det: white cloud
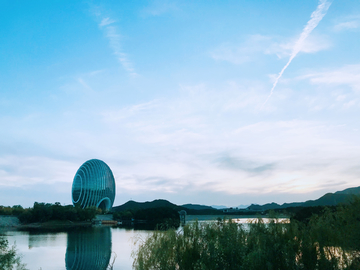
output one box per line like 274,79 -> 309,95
99,17 -> 116,27
94,83 -> 360,199
210,0 -> 331,68
100,23 -> 138,77
303,64 -> 360,92
209,35 -> 271,64
91,9 -> 138,77
141,0 -> 179,16
101,100 -> 160,122
2,79 -> 360,206
264,0 -> 331,105
0,156 -> 77,187
210,32 -> 330,65
265,34 -> 331,59
334,20 -> 359,31
286,64 -> 360,111
77,78 -> 94,93
333,14 -> 360,32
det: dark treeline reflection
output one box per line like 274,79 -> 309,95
65,227 -> 112,270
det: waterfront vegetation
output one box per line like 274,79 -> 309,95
113,207 -> 180,230
133,196 -> 360,270
0,202 -> 99,224
0,202 -> 101,270
0,237 -> 26,270
1,197 -> 360,269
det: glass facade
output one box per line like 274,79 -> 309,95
66,227 -> 111,270
72,159 -> 116,211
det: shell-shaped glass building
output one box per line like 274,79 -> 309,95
72,159 -> 116,211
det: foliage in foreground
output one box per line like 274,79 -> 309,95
133,196 -> 360,270
0,237 -> 27,270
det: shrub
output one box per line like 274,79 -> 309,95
133,197 -> 360,270
0,237 -> 27,270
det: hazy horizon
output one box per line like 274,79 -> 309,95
1,0 -> 360,208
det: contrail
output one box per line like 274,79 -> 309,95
98,17 -> 138,77
263,0 -> 331,106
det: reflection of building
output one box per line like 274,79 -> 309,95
65,227 -> 111,270
72,159 -> 116,211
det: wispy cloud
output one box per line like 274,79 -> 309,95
92,12 -> 138,77
216,154 -> 275,174
0,156 -> 76,187
299,64 -> 360,109
100,21 -> 138,77
99,17 -> 116,27
263,0 -> 331,106
333,15 -> 360,32
3,80 -> 360,205
265,34 -> 331,59
302,64 -> 360,92
101,100 -> 160,122
210,33 -> 330,64
210,35 -> 271,64
77,78 -> 94,93
334,21 -> 359,31
140,0 -> 179,17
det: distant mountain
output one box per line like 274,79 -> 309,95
237,204 -> 250,209
335,186 -> 360,195
181,204 -> 214,210
184,204 -> 250,210
112,199 -> 180,212
112,199 -> 223,215
211,205 -> 227,209
246,186 -> 360,211
112,186 -> 360,214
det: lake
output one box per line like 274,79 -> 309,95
1,216 -> 289,270
2,227 -> 148,270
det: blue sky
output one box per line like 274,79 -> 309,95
1,0 -> 360,208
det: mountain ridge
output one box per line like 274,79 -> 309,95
112,186 -> 360,213
246,186 -> 360,211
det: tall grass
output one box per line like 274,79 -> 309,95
133,197 -> 360,270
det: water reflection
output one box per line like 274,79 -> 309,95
65,227 -> 112,270
28,231 -> 62,249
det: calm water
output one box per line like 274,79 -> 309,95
2,227 -> 149,270
2,217 -> 289,270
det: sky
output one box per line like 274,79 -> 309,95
1,0 -> 360,208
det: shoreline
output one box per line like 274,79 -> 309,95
0,215 -> 93,231
185,214 -> 289,222
0,214 -> 290,231
18,220 -> 93,230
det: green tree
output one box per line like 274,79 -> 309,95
10,206 -> 24,217
0,237 -> 27,270
17,203 -> 99,224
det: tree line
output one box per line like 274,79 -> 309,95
113,207 -> 180,230
0,202 -> 100,224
